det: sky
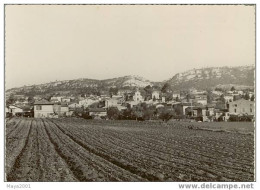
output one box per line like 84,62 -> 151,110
5,5 -> 255,89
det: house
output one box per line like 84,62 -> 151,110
152,91 -> 160,100
112,95 -> 123,99
172,102 -> 192,116
161,96 -> 166,103
50,98 -> 60,103
14,99 -> 29,105
89,108 -> 107,118
61,97 -> 71,103
118,89 -> 132,97
228,99 -> 255,116
33,95 -> 43,101
156,104 -> 165,109
60,103 -> 69,116
125,101 -> 139,108
9,105 -> 24,116
212,91 -> 223,96
105,97 -> 121,108
235,91 -> 243,96
34,99 -> 54,118
172,92 -> 181,101
194,99 -> 207,106
116,105 -> 127,111
215,110 -> 230,121
133,90 -> 143,102
206,106 -> 215,116
50,96 -> 62,102
189,88 -> 197,95
5,107 -> 12,117
224,95 -> 233,103
248,92 -> 254,99
79,98 -> 99,108
185,106 -> 206,117
68,102 -> 81,109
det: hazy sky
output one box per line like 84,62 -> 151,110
5,5 -> 255,89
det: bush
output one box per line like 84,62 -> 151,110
158,109 -> 175,122
107,107 -> 120,120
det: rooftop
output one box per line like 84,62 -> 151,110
34,99 -> 54,105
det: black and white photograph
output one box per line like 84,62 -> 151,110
1,2 -> 257,187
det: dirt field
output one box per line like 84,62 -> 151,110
5,118 -> 255,182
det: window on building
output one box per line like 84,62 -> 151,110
250,108 -> 253,113
234,109 -> 236,113
36,105 -> 42,110
235,104 -> 237,107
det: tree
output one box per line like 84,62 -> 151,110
186,94 -> 191,102
207,91 -> 213,104
251,94 -> 255,101
215,87 -> 223,91
123,92 -> 129,101
231,86 -> 236,91
6,94 -> 15,106
144,85 -> 152,94
220,94 -> 225,104
158,108 -> 175,122
132,104 -> 145,120
244,93 -> 250,100
120,108 -> 133,120
143,105 -> 156,120
161,83 -> 171,93
28,96 -> 34,104
107,107 -> 120,120
165,92 -> 173,101
109,87 -> 118,96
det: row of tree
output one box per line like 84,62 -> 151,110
106,105 -> 176,121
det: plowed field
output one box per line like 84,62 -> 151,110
5,118 -> 255,182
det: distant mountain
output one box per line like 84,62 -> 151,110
164,65 -> 255,91
6,65 -> 255,97
101,75 -> 154,88
6,75 -> 157,96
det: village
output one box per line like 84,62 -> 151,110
5,85 -> 255,122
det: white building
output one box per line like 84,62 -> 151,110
196,99 -> 207,106
224,95 -> 233,103
50,96 -> 63,102
105,97 -> 123,108
68,102 -> 81,109
9,105 -> 24,116
133,90 -> 143,102
61,97 -> 71,103
79,98 -> 99,108
34,99 -> 54,118
172,92 -> 181,100
152,91 -> 160,100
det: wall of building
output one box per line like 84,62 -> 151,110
229,100 -> 254,115
34,105 -> 54,118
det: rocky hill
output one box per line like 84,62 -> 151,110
165,65 -> 254,91
6,75 -> 157,96
6,65 -> 255,97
